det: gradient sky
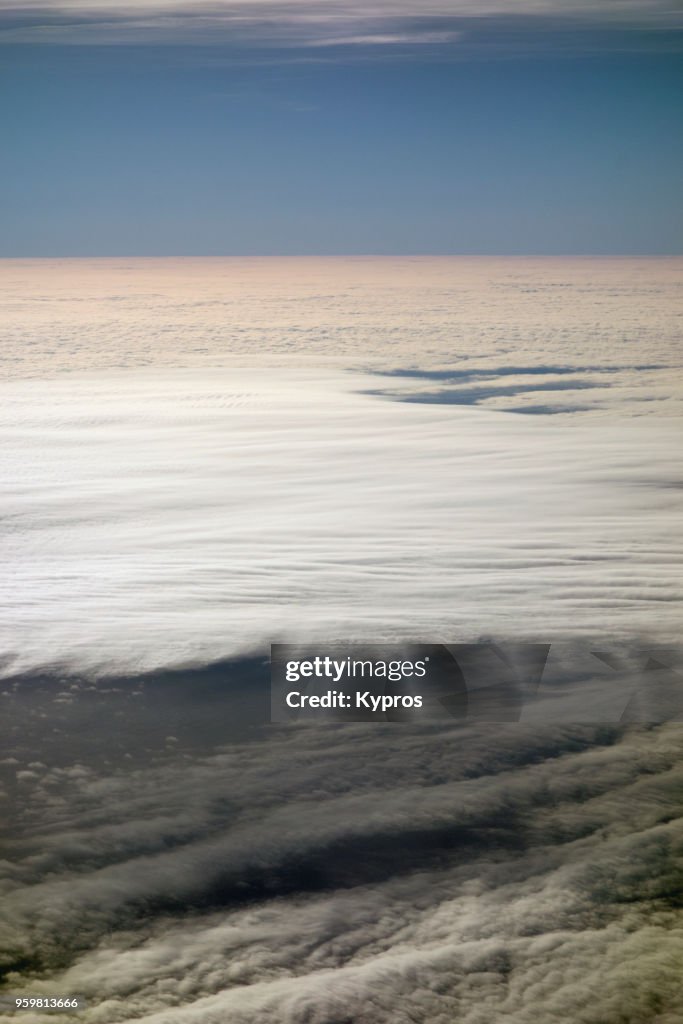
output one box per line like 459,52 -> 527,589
2,1 -> 682,255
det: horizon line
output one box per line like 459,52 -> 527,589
2,252 -> 682,260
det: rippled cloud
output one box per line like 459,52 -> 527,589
2,713 -> 682,1023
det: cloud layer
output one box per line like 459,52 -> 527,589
1,366 -> 682,679
1,257 -> 682,1023
2,707 -> 682,1023
1,259 -> 682,679
3,259 -> 681,412
2,0 -> 683,46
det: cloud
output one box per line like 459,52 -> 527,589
1,258 -> 682,1020
1,258 -> 682,680
1,365 -> 682,680
1,0 -> 682,47
309,30 -> 463,48
2,715 -> 682,1022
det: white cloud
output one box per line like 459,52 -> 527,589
309,30 -> 462,47
1,258 -> 682,679
0,365 -> 681,679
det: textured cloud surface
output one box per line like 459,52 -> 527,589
1,259 -> 682,678
3,258 -> 682,408
1,705 -> 682,1023
1,367 -> 682,678
1,258 -> 681,1023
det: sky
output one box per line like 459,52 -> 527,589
1,1 -> 682,254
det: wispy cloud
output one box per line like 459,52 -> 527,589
1,0 -> 682,46
309,30 -> 462,48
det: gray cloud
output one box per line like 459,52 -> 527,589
1,0 -> 682,46
2,715 -> 682,1022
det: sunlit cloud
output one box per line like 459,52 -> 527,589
309,30 -> 462,47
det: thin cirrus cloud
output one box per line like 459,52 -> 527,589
1,0 -> 682,46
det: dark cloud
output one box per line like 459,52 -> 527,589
1,678 -> 682,1022
1,540 -> 681,1018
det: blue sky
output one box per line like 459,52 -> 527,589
2,1 -> 682,254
